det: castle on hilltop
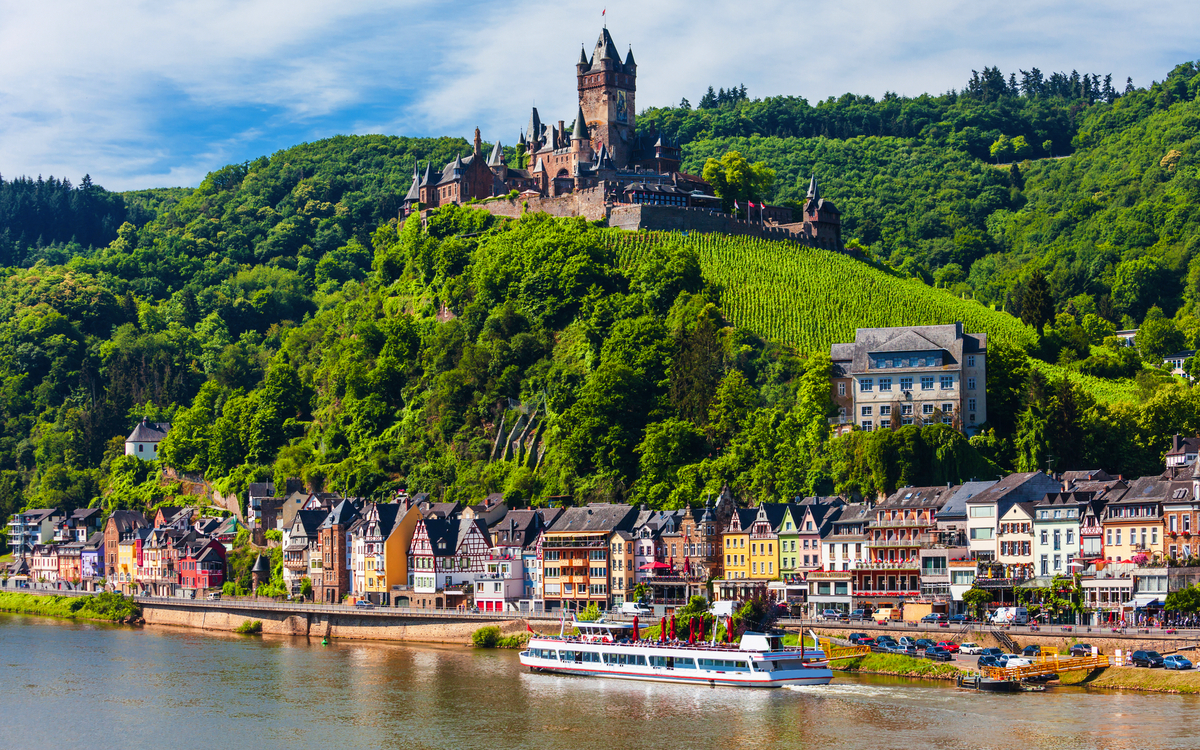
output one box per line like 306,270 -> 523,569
402,27 -> 846,253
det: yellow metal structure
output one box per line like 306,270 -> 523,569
817,638 -> 872,661
983,653 -> 1110,681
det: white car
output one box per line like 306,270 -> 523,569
1000,655 -> 1032,668
959,642 -> 983,655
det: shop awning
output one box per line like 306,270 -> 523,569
1129,595 -> 1163,609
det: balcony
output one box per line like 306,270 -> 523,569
857,561 -> 920,570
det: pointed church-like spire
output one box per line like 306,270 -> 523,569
488,141 -> 504,167
571,105 -> 589,141
806,173 -> 821,202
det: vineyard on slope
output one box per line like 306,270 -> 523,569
607,230 -> 1139,404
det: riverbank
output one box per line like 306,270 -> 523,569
832,652 -> 965,681
0,592 -> 140,623
1057,666 -> 1200,694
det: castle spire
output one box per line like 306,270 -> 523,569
579,46 -> 588,65
625,46 -> 636,68
488,140 -> 504,167
571,105 -> 589,141
473,127 -> 482,155
806,173 -> 821,202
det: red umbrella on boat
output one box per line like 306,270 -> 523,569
660,616 -> 666,643
632,614 -> 639,640
688,617 -> 695,644
699,617 -> 706,641
669,614 -> 676,640
726,616 -> 734,644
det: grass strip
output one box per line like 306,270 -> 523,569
0,591 -> 140,622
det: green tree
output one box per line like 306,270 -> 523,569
989,135 -> 1013,163
701,151 -> 775,212
708,370 -> 760,447
1010,135 -> 1032,159
962,587 -> 992,619
1021,270 -> 1054,335
1135,307 -> 1186,364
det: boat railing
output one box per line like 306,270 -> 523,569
528,636 -> 823,655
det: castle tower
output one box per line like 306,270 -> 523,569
577,28 -> 636,168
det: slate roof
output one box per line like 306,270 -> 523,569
879,485 -> 957,510
964,472 -> 1063,518
546,504 -> 636,534
321,499 -> 360,529
832,323 -> 987,375
248,482 -> 275,498
1062,469 -> 1114,487
126,420 -> 170,443
108,510 -> 149,535
251,554 -> 272,574
404,163 -> 421,201
937,480 -> 999,521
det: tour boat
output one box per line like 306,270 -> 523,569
519,617 -> 833,688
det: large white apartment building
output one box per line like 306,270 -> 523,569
830,323 -> 987,436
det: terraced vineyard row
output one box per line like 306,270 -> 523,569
609,230 -> 1036,352
607,230 -> 1139,404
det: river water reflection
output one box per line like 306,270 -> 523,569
3,614 -> 1198,750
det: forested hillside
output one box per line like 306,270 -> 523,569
1,61 -> 1200,533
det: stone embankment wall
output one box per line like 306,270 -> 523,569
140,602 -> 529,645
804,622 -> 1198,656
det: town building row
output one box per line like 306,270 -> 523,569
9,441 -> 1200,623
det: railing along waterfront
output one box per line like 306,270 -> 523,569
130,595 -> 563,620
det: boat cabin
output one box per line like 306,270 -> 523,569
573,620 -> 636,643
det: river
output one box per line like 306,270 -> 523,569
3,614 -> 1198,750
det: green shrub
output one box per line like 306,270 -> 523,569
235,620 -> 263,634
472,625 -> 501,648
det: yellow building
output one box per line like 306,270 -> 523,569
721,509 -> 755,580
117,537 -> 138,595
355,503 -> 421,605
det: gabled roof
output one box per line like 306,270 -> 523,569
487,141 -> 504,167
321,499 -> 360,529
108,510 -> 149,534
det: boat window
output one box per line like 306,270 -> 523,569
674,658 -> 697,669
561,650 -> 576,662
583,651 -> 601,663
699,658 -> 749,672
603,653 -> 617,665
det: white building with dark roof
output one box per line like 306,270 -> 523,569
830,322 -> 987,436
125,419 -> 170,460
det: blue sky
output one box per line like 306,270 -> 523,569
1,0 -> 1196,191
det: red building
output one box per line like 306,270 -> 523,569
179,541 -> 227,591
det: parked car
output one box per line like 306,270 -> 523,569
980,647 -> 1003,658
937,641 -> 960,653
960,642 -> 983,655
890,643 -> 918,656
354,600 -> 375,609
999,655 -> 1032,668
1131,650 -> 1165,668
206,592 -> 221,600
857,637 -> 876,647
949,614 -> 973,624
1163,655 -> 1193,670
920,613 -> 946,623
925,646 -> 953,662
1069,643 -> 1096,657
1021,644 -> 1041,657
875,635 -> 897,645
820,609 -> 845,621
849,609 -> 868,621
915,638 -> 936,649
977,655 -> 1001,668
848,633 -> 868,644
899,636 -> 916,648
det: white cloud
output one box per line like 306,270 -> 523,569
0,0 -> 1196,191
